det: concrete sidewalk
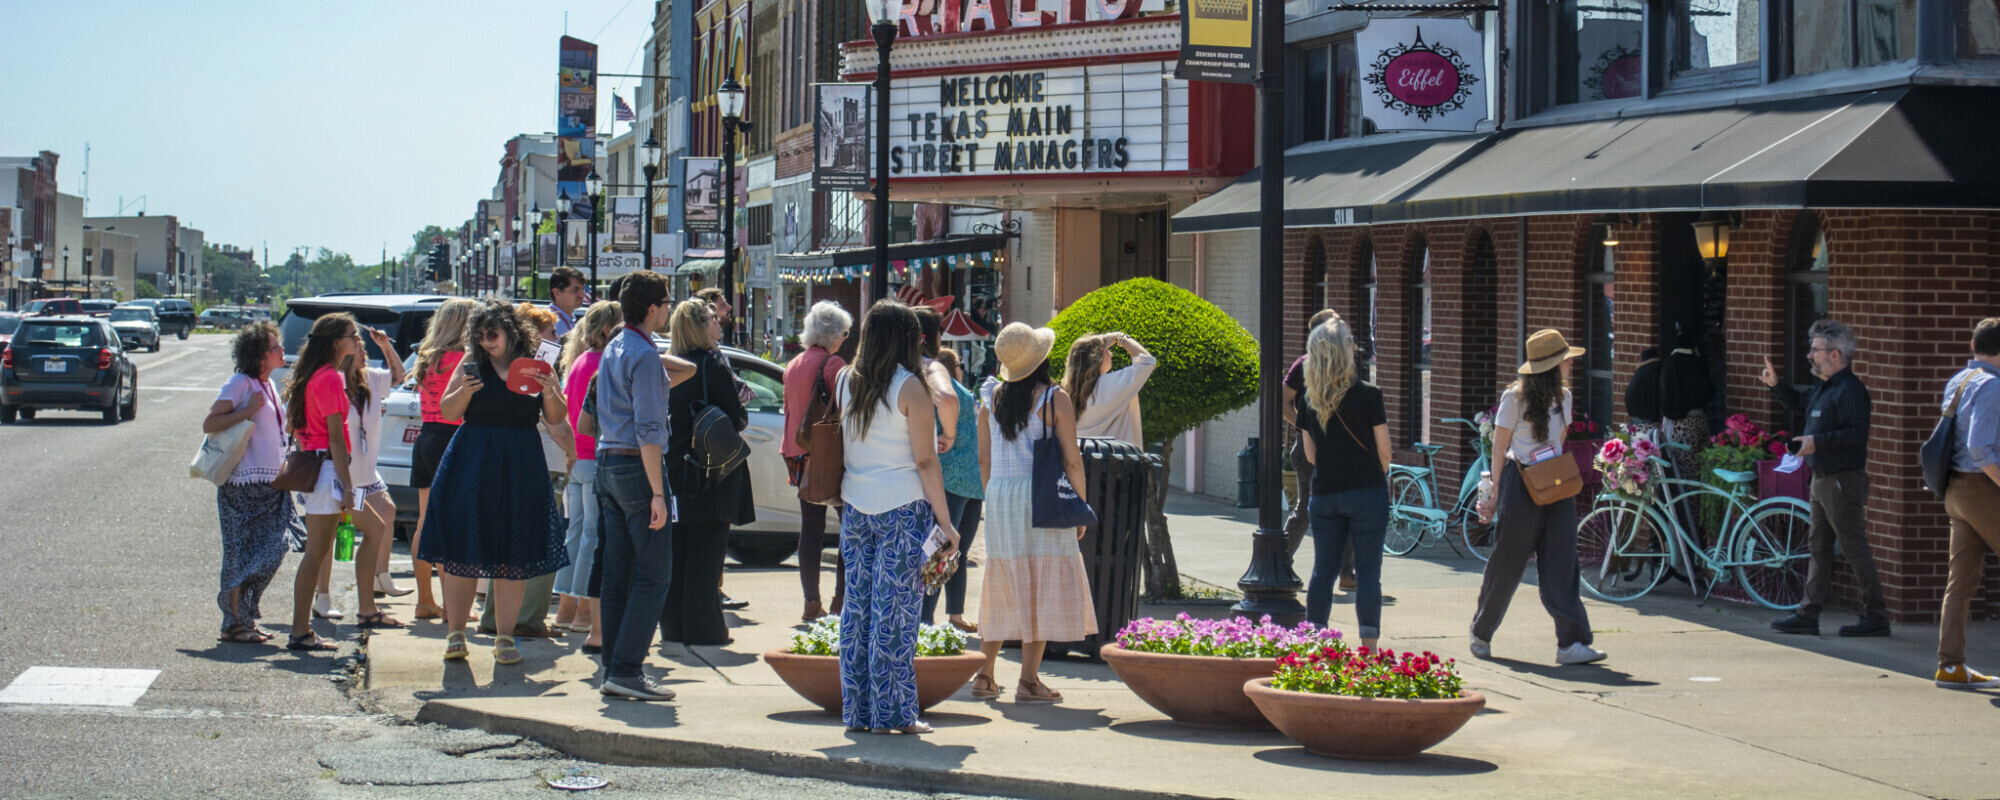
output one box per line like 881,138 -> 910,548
359,491 -> 2000,800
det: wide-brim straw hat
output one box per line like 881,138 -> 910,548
994,322 -> 1056,383
1518,328 -> 1586,374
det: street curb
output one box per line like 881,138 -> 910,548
415,699 -> 1223,800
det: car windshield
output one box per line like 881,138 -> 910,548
20,323 -> 103,347
279,304 -> 420,362
110,309 -> 152,322
0,317 -> 19,335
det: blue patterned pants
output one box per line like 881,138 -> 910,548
839,499 -> 930,729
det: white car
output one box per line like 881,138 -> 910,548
376,339 -> 803,566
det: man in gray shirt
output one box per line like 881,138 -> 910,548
1933,318 -> 2000,690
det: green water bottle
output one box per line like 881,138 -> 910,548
335,514 -> 357,563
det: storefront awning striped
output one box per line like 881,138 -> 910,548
772,233 -> 1016,271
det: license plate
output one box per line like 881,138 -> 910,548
44,360 -> 70,373
403,425 -> 421,443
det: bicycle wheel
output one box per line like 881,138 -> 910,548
1576,503 -> 1669,602
1458,508 -> 1497,562
1734,500 -> 1813,611
1383,471 -> 1430,556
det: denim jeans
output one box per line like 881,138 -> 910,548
556,459 -> 600,598
595,454 -> 675,680
921,494 -> 981,624
1306,487 -> 1389,638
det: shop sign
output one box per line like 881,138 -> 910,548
1356,20 -> 1486,132
1174,0 -> 1257,84
895,0 -> 1142,39
684,157 -> 722,233
814,84 -> 872,191
882,63 -> 1188,179
611,196 -> 642,251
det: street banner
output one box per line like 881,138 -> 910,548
813,84 -> 871,191
565,219 -> 591,265
1356,19 -> 1487,132
557,36 -> 599,223
684,157 -> 722,233
611,196 -> 642,251
1174,0 -> 1257,84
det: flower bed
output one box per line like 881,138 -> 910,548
764,616 -> 984,715
1272,646 -> 1464,699
1105,614 -> 1345,730
1244,646 -> 1482,760
1114,613 -> 1345,658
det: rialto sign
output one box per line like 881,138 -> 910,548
881,62 -> 1191,178
891,0 -> 1143,38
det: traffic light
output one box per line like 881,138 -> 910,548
428,243 -> 450,281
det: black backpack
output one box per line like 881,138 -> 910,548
684,350 -> 749,484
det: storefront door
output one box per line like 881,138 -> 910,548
1656,212 -> 1727,420
1100,210 -> 1168,286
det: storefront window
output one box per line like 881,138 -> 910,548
1785,217 -> 1830,398
1556,0 -> 1645,104
1793,0 -> 1852,74
1354,241 -> 1377,382
1584,243 -> 1616,427
1297,40 -> 1367,143
1668,0 -> 1761,77
1967,0 -> 2000,54
1856,0 -> 1917,65
1794,0 -> 1915,73
1409,246 -> 1431,446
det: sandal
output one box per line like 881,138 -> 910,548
1015,679 -> 1064,704
356,611 -> 404,630
414,603 -> 444,620
443,631 -> 468,660
219,627 -> 270,644
494,635 -> 522,666
871,722 -> 933,735
286,632 -> 337,652
969,674 -> 1003,700
949,619 -> 979,634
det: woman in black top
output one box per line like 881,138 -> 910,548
1624,347 -> 1664,441
1659,330 -> 1714,482
1293,316 -> 1391,648
662,300 -> 754,645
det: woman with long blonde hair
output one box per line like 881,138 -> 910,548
660,299 -> 753,645
1294,317 -> 1391,649
406,297 -> 477,619
552,301 -> 621,643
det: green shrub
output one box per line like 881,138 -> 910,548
1048,278 -> 1260,448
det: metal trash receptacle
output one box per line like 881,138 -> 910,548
1046,437 -> 1163,661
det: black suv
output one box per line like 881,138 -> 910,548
1,316 -> 138,424
129,298 -> 196,339
274,294 -> 453,389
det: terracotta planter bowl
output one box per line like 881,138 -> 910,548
762,649 -> 988,716
1100,646 -> 1278,730
1243,678 -> 1485,761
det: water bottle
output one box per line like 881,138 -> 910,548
335,514 -> 357,563
1475,471 -> 1496,524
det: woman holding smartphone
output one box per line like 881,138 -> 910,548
407,298 -> 478,619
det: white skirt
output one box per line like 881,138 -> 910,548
295,461 -> 350,517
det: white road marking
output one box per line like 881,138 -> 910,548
143,386 -> 226,392
0,667 -> 161,707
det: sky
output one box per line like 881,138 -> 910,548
1,1 -> 657,265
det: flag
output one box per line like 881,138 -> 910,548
614,94 -> 635,121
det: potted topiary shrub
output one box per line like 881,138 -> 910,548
1049,278 -> 1260,600
1243,646 -> 1484,760
1103,613 -> 1345,730
763,617 -> 988,715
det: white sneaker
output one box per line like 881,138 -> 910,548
1469,635 -> 1492,659
312,592 -> 344,620
1556,642 -> 1607,665
601,675 -> 676,701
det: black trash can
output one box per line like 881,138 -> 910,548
1046,437 -> 1163,661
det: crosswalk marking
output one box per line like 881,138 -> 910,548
0,667 -> 161,707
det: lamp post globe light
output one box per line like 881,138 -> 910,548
642,133 -> 662,285
586,169 -> 603,292
862,0 -> 896,305
717,77 -> 753,348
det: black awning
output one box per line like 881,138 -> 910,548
1171,133 -> 1489,234
773,233 -> 1015,270
1175,87 -> 2000,231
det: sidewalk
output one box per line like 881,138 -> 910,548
359,491 -> 2000,800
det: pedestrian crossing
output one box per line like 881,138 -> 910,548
0,666 -> 160,707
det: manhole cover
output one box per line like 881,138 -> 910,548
547,775 -> 609,791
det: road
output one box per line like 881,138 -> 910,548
0,334 -> 997,800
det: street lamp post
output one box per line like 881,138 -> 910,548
61,245 -> 70,298
528,203 -> 543,300
586,172 -> 603,293
83,248 -> 93,300
862,0 -> 897,305
487,231 -> 500,297
718,77 -> 752,348
511,213 -> 524,299
642,134 -> 662,287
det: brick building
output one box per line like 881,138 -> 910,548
1176,3 -> 2000,620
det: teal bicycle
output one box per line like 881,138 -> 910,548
1384,417 -> 1496,559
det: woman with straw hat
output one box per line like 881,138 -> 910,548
970,322 -> 1098,704
1469,329 -> 1607,666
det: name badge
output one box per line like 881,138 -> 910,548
1811,409 -> 1822,418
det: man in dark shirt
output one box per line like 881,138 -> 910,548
1761,319 -> 1890,637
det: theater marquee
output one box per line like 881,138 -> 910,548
882,62 -> 1191,179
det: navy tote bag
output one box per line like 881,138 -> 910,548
1031,387 -> 1098,528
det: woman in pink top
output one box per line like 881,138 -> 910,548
405,298 -> 477,619
552,302 -> 621,646
782,301 -> 853,621
281,313 -> 363,652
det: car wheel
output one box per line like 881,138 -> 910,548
20,408 -> 35,420
0,406 -> 14,424
727,540 -> 799,568
177,325 -> 191,340
120,379 -> 137,421
102,393 -> 120,423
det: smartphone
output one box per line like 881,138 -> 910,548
1785,438 -> 1801,455
461,359 -> 480,380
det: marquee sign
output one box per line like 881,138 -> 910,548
894,0 -> 1142,39
878,61 -> 1189,179
1355,20 -> 1486,132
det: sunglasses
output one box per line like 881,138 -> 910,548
480,329 -> 507,341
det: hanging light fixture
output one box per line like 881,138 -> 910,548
1691,211 -> 1736,261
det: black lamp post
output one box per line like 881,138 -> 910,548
528,203 -> 543,299
718,77 -> 752,347
1232,0 -> 1305,624
642,134 -> 662,283
863,0 -> 897,305
586,171 -> 603,292
61,245 -> 69,298
83,248 -> 93,300
511,213 -> 523,298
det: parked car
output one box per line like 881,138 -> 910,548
1,315 -> 138,424
0,312 -> 20,346
109,305 -> 162,352
198,307 -> 253,329
128,298 -> 196,339
22,298 -> 82,317
373,335 -> 801,565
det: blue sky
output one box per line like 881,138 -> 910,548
0,1 -> 655,264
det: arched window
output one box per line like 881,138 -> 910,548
1785,215 -> 1831,396
1582,236 -> 1615,427
1354,240 -> 1378,382
1409,242 -> 1431,445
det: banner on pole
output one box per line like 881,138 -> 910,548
1356,19 -> 1487,132
813,84 -> 871,191
611,196 -> 642,251
683,157 -> 722,233
1174,0 -> 1257,84
557,36 -> 599,223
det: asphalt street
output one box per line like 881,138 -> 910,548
0,334 -> 1000,800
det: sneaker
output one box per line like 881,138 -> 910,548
1469,635 -> 1492,659
1770,613 -> 1819,635
1839,617 -> 1891,638
1934,664 -> 2000,690
1556,642 -> 1608,665
600,675 -> 676,701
